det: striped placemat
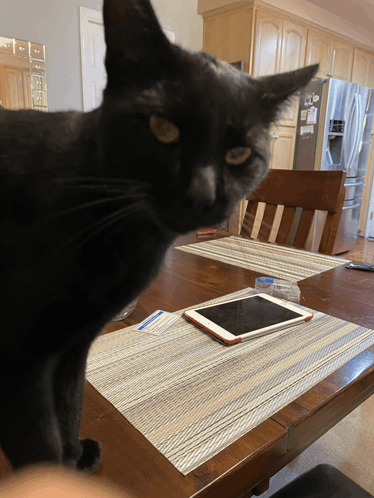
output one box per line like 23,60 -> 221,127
86,288 -> 374,475
176,236 -> 350,282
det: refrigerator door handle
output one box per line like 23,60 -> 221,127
346,94 -> 360,171
343,94 -> 355,169
352,94 -> 364,171
344,182 -> 364,188
342,202 -> 361,210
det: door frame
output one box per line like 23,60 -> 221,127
79,6 -> 104,112
365,178 -> 374,238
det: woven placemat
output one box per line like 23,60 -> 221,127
176,236 -> 350,282
86,288 -> 374,475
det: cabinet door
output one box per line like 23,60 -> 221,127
270,127 -> 296,170
204,9 -> 252,64
253,9 -> 282,77
21,68 -> 33,109
367,55 -> 374,90
352,49 -> 371,86
305,29 -> 333,78
331,40 -> 354,81
352,49 -> 374,89
279,20 -> 307,127
3,66 -> 24,109
280,20 -> 307,72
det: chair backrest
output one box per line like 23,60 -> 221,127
240,170 -> 346,255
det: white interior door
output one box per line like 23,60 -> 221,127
80,7 -> 106,112
79,8 -> 176,112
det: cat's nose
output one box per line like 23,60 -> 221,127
185,165 -> 216,209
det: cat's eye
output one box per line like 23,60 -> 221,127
149,115 -> 180,144
225,147 -> 252,165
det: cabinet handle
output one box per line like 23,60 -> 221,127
35,49 -> 40,53
272,135 -> 279,139
19,46 -> 25,51
4,43 -> 10,48
327,73 -> 333,77
35,65 -> 41,69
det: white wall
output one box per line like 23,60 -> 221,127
0,0 -> 203,111
152,0 -> 203,53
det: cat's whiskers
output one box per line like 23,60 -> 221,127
42,191 -> 147,224
58,201 -> 146,253
54,177 -> 148,187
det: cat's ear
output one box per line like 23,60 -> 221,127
103,0 -> 174,89
257,64 -> 319,121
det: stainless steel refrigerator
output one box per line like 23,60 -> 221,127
293,78 -> 374,254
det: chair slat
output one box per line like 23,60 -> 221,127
240,201 -> 258,238
319,187 -> 345,254
276,206 -> 296,245
293,209 -> 315,249
258,203 -> 277,242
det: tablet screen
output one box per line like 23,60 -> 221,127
197,295 -> 302,336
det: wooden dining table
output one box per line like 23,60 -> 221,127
1,232 -> 374,497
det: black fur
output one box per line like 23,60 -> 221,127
0,0 -> 318,472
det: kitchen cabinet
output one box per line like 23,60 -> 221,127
253,10 -> 282,77
253,12 -> 307,77
0,65 -> 32,109
0,37 -> 47,111
253,13 -> 306,126
278,19 -> 307,127
270,126 -> 296,170
280,20 -> 307,73
202,1 -> 374,87
305,29 -> 333,78
331,40 -> 354,81
352,49 -> 374,89
204,7 -> 252,70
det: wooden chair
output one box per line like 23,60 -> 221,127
267,464 -> 373,497
240,170 -> 346,255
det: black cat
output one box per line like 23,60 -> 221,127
0,0 -> 318,473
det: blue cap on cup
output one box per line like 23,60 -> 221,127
257,277 -> 274,283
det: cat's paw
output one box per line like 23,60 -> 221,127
76,438 -> 102,474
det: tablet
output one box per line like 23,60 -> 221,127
183,293 -> 313,345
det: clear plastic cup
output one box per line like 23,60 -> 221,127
255,277 -> 274,295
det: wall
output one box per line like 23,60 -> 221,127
0,0 -> 203,111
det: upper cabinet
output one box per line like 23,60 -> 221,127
305,33 -> 353,80
352,49 -> 374,88
253,10 -> 282,77
280,20 -> 307,73
331,40 -> 354,81
279,20 -> 307,127
253,11 -> 307,77
253,11 -> 307,126
305,29 -> 333,78
204,7 -> 253,70
203,1 -> 374,88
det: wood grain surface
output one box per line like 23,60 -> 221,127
1,232 -> 373,498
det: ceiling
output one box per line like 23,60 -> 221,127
305,0 -> 374,35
